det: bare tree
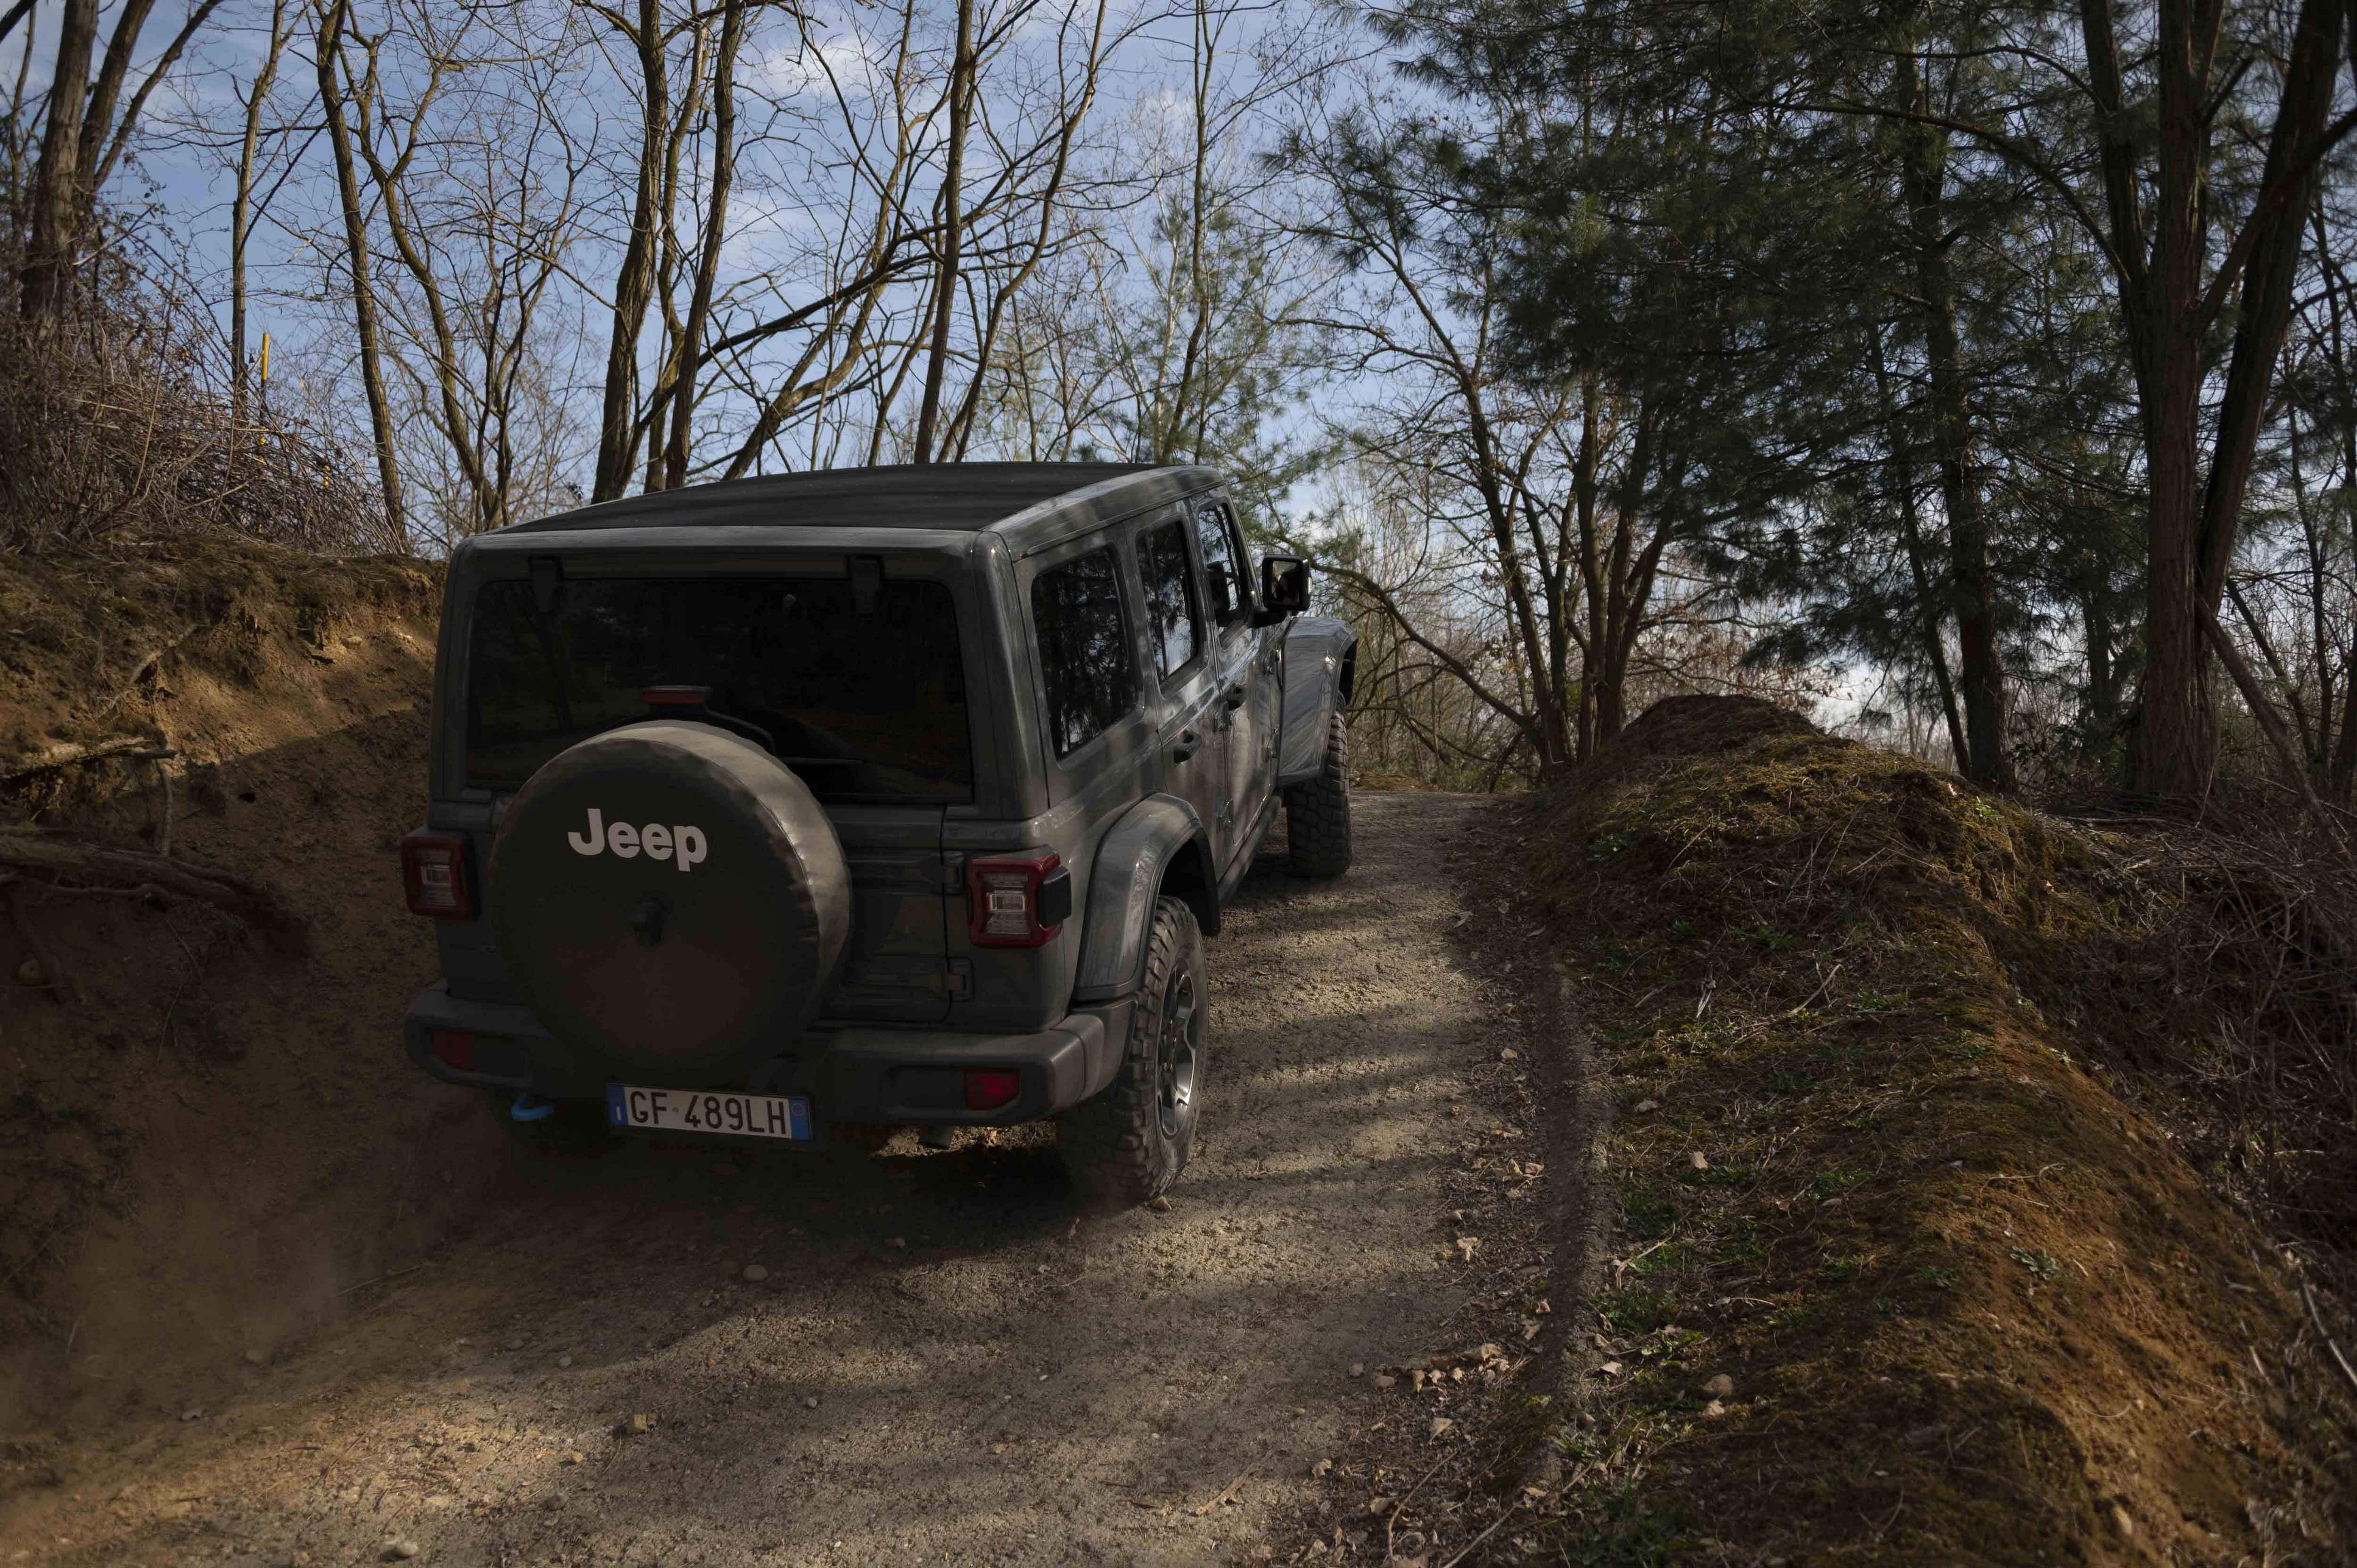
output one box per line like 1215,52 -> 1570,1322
230,0 -> 292,420
313,0 -> 406,544
910,0 -> 976,464
19,0 -> 228,323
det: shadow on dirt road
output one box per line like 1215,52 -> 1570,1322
7,792 -> 1505,1568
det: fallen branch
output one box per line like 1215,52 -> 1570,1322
0,737 -> 161,782
2301,1281 -> 2357,1402
1192,1473 -> 1248,1517
0,828 -> 306,953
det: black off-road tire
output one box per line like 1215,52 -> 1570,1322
1058,897 -> 1204,1207
1284,710 -> 1353,878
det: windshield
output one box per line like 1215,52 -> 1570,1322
464,575 -> 972,803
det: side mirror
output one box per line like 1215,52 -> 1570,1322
1259,555 -> 1310,619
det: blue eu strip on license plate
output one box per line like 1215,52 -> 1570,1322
607,1084 -> 812,1141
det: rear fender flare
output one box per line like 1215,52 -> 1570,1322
1072,794 -> 1214,1004
1277,617 -> 1358,787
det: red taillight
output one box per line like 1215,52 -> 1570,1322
400,829 -> 474,919
964,1068 -> 1021,1111
967,852 -> 1071,947
430,1029 -> 476,1071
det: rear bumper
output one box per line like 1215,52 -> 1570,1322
404,983 -> 1127,1127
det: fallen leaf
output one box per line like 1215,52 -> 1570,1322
1455,1237 -> 1480,1262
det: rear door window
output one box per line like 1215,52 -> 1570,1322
464,575 -> 970,801
1030,544 -> 1137,758
1138,519 -> 1202,681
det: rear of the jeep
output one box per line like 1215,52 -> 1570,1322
399,464 -> 1215,1202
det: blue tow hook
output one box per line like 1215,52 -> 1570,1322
510,1093 -> 558,1123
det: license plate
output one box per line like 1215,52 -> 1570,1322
606,1084 -> 812,1141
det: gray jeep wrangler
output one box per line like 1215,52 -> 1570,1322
398,463 -> 1356,1204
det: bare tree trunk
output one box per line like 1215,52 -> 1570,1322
1567,375 -> 1602,761
72,0 -> 156,192
662,0 -> 742,491
947,0 -> 1108,460
2082,0 -> 2341,800
231,0 -> 288,422
19,0 -> 97,323
315,0 -> 406,547
910,0 -> 974,465
2085,591 -> 2120,749
640,17 -> 711,494
593,0 -> 668,501
1588,398 -> 1656,744
1896,42 -> 2009,789
1867,321 -> 1968,765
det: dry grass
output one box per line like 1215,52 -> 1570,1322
1505,696 -> 2356,1566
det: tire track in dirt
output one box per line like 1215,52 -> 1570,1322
6,792 -> 1503,1567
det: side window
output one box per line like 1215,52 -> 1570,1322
1193,502 -> 1246,628
1138,519 -> 1202,680
1031,544 -> 1138,758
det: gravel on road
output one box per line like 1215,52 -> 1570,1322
7,793 -> 1504,1568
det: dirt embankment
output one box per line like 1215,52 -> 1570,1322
1501,696 -> 2356,1566
0,542 -> 482,1448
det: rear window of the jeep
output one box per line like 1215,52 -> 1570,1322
464,576 -> 971,802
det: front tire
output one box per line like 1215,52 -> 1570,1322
1284,710 -> 1353,878
1058,896 -> 1204,1207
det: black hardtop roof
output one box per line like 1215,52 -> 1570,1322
501,462 -> 1203,536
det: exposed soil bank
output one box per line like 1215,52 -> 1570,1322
0,542 -> 484,1441
1499,696 -> 2356,1566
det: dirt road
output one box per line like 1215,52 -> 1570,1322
8,793 -> 1506,1568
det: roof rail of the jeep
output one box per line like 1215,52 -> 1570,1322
500,462 -> 1214,538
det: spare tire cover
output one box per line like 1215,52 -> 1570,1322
489,720 -> 850,1084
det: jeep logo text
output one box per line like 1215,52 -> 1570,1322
567,808 -> 707,871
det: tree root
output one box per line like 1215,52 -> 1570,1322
0,829 -> 306,954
